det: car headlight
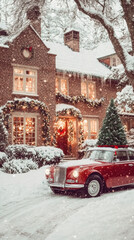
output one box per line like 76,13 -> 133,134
45,168 -> 50,176
72,169 -> 79,178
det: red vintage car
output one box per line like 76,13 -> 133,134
45,147 -> 134,197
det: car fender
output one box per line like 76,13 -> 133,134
83,169 -> 105,187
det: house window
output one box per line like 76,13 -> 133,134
83,118 -> 99,139
81,79 -> 96,99
13,67 -> 37,94
55,77 -> 68,95
12,114 -> 37,145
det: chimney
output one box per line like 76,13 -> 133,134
27,6 -> 41,36
64,30 -> 79,52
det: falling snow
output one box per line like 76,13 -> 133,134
0,167 -> 134,240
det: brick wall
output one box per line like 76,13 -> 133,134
0,25 -> 56,145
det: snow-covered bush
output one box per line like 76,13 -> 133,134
5,144 -> 36,160
81,139 -> 97,148
5,144 -> 64,168
0,152 -> 8,167
2,159 -> 38,174
34,146 -> 64,166
78,139 -> 97,158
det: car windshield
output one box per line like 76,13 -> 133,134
84,150 -> 114,162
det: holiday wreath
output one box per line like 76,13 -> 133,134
0,97 -> 51,145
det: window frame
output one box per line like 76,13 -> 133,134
13,66 -> 38,96
83,117 -> 99,139
81,79 -> 96,99
12,112 -> 38,146
55,77 -> 69,95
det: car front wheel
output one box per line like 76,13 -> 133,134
85,175 -> 103,197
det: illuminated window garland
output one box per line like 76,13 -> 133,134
1,98 -> 51,145
56,92 -> 104,108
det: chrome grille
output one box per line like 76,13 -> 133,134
54,166 -> 66,184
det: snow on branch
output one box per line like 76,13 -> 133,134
74,0 -> 134,83
115,85 -> 134,113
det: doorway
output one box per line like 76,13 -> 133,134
56,118 -> 76,155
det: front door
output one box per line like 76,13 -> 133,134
56,118 -> 76,155
56,119 -> 68,155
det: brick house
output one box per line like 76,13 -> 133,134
0,6 -> 128,156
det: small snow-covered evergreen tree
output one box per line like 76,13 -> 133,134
0,114 -> 8,152
97,99 -> 127,146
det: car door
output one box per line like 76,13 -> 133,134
128,150 -> 134,183
111,150 -> 131,187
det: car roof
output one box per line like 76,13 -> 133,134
86,147 -> 134,152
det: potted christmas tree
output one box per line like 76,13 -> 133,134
97,99 -> 127,147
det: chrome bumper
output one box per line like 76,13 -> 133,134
49,183 -> 84,189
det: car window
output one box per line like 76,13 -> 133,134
116,151 -> 128,161
128,151 -> 134,161
89,150 -> 113,162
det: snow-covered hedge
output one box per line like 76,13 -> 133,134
81,139 -> 97,148
34,146 -> 64,166
0,152 -> 8,167
1,145 -> 64,173
78,139 -> 97,158
2,159 -> 38,174
5,144 -> 36,160
5,145 -> 64,167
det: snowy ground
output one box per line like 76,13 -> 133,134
0,167 -> 134,240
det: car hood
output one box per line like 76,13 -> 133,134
59,158 -> 101,168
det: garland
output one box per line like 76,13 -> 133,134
78,122 -> 85,147
56,107 -> 82,120
0,98 -> 51,145
55,107 -> 84,148
56,92 -> 104,108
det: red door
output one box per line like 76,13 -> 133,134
57,119 -> 68,155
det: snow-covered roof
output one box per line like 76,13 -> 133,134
92,40 -> 132,59
44,41 -> 111,78
0,23 -> 111,78
92,41 -> 116,59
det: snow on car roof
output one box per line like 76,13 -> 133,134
86,147 -> 132,151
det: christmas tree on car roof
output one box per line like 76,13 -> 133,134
97,99 -> 127,147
